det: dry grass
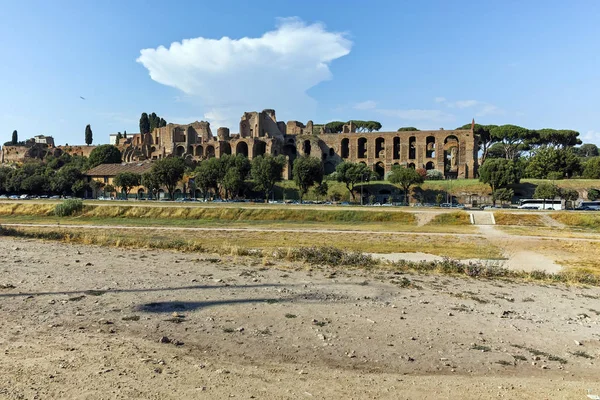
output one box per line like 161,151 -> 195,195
550,212 -> 600,231
427,211 -> 470,226
494,212 -> 544,226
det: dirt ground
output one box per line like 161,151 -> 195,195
1,237 -> 600,399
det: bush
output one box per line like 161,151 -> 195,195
286,246 -> 376,268
547,171 -> 563,180
54,199 -> 84,217
426,169 -> 444,180
588,188 -> 600,201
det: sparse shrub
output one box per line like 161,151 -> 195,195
426,169 -> 444,180
287,246 -> 376,268
54,199 -> 83,217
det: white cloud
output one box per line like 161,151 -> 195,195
434,97 -> 446,103
377,108 -> 455,122
137,18 -> 352,131
353,100 -> 377,110
475,104 -> 503,117
581,130 -> 600,144
451,100 -> 480,109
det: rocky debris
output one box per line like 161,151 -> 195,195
0,284 -> 16,289
159,336 -> 171,344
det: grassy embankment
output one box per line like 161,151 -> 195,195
493,212 -> 545,226
0,202 -> 475,233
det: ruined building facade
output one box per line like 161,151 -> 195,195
1,109 -> 478,179
119,109 -> 478,179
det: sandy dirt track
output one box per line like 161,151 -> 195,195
1,237 -> 600,399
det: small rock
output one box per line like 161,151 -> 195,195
448,312 -> 454,317
159,336 -> 171,344
574,340 -> 582,346
236,327 -> 244,332
216,369 -> 230,374
541,365 -> 549,370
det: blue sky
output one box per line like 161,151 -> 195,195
1,0 -> 599,146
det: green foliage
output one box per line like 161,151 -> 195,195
292,156 -> 323,202
54,199 -> 83,217
324,121 -> 345,133
525,147 -> 581,179
287,246 -> 376,268
335,161 -> 372,201
388,165 -> 424,204
348,120 -> 382,132
425,169 -> 444,180
139,113 -> 150,135
11,130 -> 17,145
87,145 -> 122,168
397,127 -> 419,131
575,143 -> 599,158
85,124 -> 93,146
141,172 -> 160,199
560,188 -> 579,203
490,125 -> 536,160
223,168 -> 244,198
493,188 -> 514,204
113,172 -> 141,196
534,182 -> 560,199
587,188 -> 600,201
479,158 -> 522,193
458,123 -> 497,165
313,181 -> 329,201
486,142 -> 506,159
51,165 -> 85,196
151,157 -> 186,200
251,155 -> 286,201
583,157 -> 600,179
535,128 -> 581,148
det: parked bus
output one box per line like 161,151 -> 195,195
576,201 -> 600,211
517,199 -> 563,210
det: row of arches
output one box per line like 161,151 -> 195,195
169,140 -> 269,159
336,135 -> 459,161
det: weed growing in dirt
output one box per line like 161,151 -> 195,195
471,344 -> 491,352
571,350 -> 593,359
512,355 -> 527,361
495,360 -> 514,366
511,344 -> 567,364
285,313 -> 297,319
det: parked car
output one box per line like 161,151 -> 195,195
49,195 -> 61,200
0,195 -> 7,199
9,195 -> 19,200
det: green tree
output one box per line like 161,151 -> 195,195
104,184 -> 115,197
85,124 -> 93,146
251,155 -> 286,202
223,168 -> 244,199
397,127 -> 419,132
139,113 -> 150,135
534,182 -> 560,200
525,147 -> 581,179
335,161 -> 372,201
479,159 -> 522,205
349,120 -> 382,133
492,188 -> 514,206
490,125 -> 537,160
583,157 -> 600,179
11,130 -> 17,145
87,145 -> 122,169
194,162 -> 218,200
388,165 -> 424,205
575,143 -> 599,158
324,121 -> 345,133
113,172 -> 141,198
560,188 -> 579,209
435,193 -> 444,206
141,172 -> 160,200
587,188 -> 600,201
51,165 -> 85,196
313,181 -> 329,202
151,157 -> 185,200
123,130 -> 127,138
536,129 -> 581,148
458,123 -> 497,165
116,132 -> 123,144
292,156 -> 323,202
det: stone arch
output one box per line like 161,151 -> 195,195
329,147 -> 335,157
324,161 -> 336,175
341,138 -> 349,158
375,137 -> 385,158
221,142 -> 231,156
408,162 -> 416,169
236,141 -> 249,158
374,161 -> 385,179
409,137 -> 416,159
302,140 -> 311,156
137,188 -> 145,199
176,145 -> 185,157
444,135 -> 459,145
393,137 -> 400,160
253,140 -> 267,158
188,145 -> 194,154
426,136 -> 436,158
205,145 -> 215,158
195,145 -> 203,157
357,137 -> 367,159
425,161 -> 435,170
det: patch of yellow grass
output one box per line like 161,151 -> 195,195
550,212 -> 600,230
427,211 -> 470,226
494,212 -> 544,226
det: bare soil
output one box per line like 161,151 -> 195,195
1,237 -> 599,399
